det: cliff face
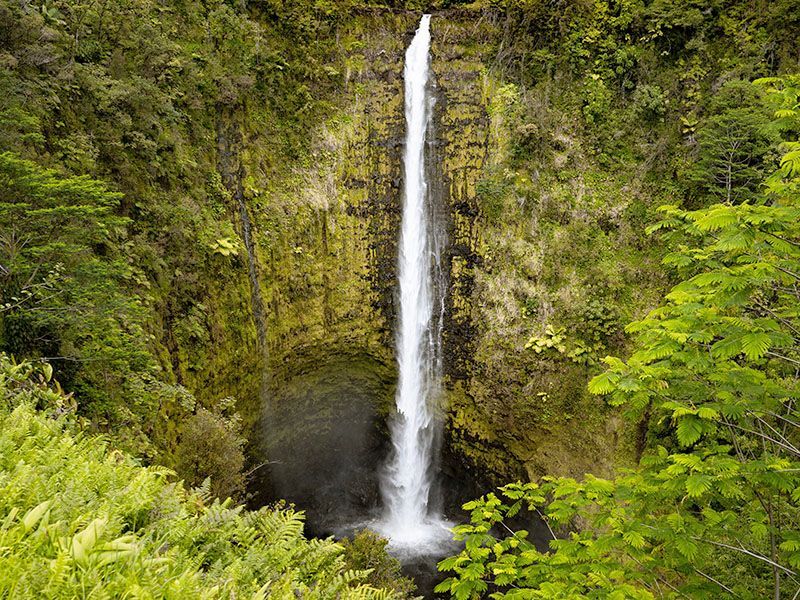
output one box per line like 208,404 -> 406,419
429,15 -> 643,489
224,11 -> 646,517
235,13 -> 413,523
173,14 -> 410,428
3,0 -> 795,520
130,0 -> 798,506
128,8 -> 672,503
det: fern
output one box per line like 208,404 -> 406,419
0,356 -> 407,599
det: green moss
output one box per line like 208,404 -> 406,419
429,12 -> 673,484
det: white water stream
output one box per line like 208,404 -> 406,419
377,14 -> 452,555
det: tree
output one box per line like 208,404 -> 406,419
172,401 -> 246,500
0,152 -> 158,447
437,76 -> 800,599
688,80 -> 778,205
340,530 -> 417,598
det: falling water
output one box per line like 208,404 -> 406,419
377,14 -> 452,554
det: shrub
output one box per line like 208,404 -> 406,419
632,84 -> 667,122
340,530 -> 417,598
173,403 -> 246,500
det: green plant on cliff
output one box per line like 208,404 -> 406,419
0,353 -> 402,599
437,77 -> 800,599
686,80 -> 779,205
172,398 -> 247,501
0,152 -> 153,414
525,300 -> 622,366
448,0 -> 800,486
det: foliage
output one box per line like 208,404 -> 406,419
0,152 -> 153,413
340,530 -> 417,598
210,237 -> 240,257
457,0 -> 800,484
438,78 -> 800,599
581,74 -> 613,126
2,0 -> 799,594
525,326 -> 594,366
0,353 -> 400,599
525,300 -> 621,365
0,153 -> 242,470
686,80 -> 778,204
172,399 -> 246,501
0,0 -> 402,462
631,84 -> 667,123
476,171 -> 513,222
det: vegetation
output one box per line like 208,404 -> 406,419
0,0 -> 413,481
436,77 -> 800,599
1,0 -> 800,596
0,1 -> 418,594
340,530 -> 417,597
0,354 -> 407,598
0,151 -> 159,451
445,0 -> 800,483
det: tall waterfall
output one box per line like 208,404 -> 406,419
378,14 -> 451,554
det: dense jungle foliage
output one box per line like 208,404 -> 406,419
1,0 -> 799,596
437,75 -> 800,599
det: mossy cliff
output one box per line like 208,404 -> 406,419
4,0 -> 796,511
237,13 -> 417,521
426,0 -> 798,488
187,10 -> 670,500
240,9 -> 661,505
428,13 -> 653,489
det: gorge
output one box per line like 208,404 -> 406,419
246,11 -> 645,551
1,0 -> 799,597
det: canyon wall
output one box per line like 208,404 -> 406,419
188,11 -> 647,515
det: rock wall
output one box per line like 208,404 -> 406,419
176,10 -> 642,514
430,12 -> 642,489
239,13 -> 415,525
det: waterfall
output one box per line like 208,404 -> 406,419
378,14 -> 452,554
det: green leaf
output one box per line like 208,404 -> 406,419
662,252 -> 694,267
780,149 -> 800,176
22,501 -> 50,532
711,335 -> 743,360
739,332 -> 772,360
693,207 -> 738,232
750,522 -> 768,540
438,555 -> 466,571
675,537 -> 698,561
622,529 -> 646,550
696,406 -> 719,420
454,579 -> 480,600
588,372 -> 617,395
685,473 -> 712,497
671,453 -> 702,470
462,561 -> 485,581
675,416 -> 703,446
434,578 -> 455,593
780,539 -> 800,552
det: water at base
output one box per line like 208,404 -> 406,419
374,516 -> 454,558
376,13 -> 454,556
